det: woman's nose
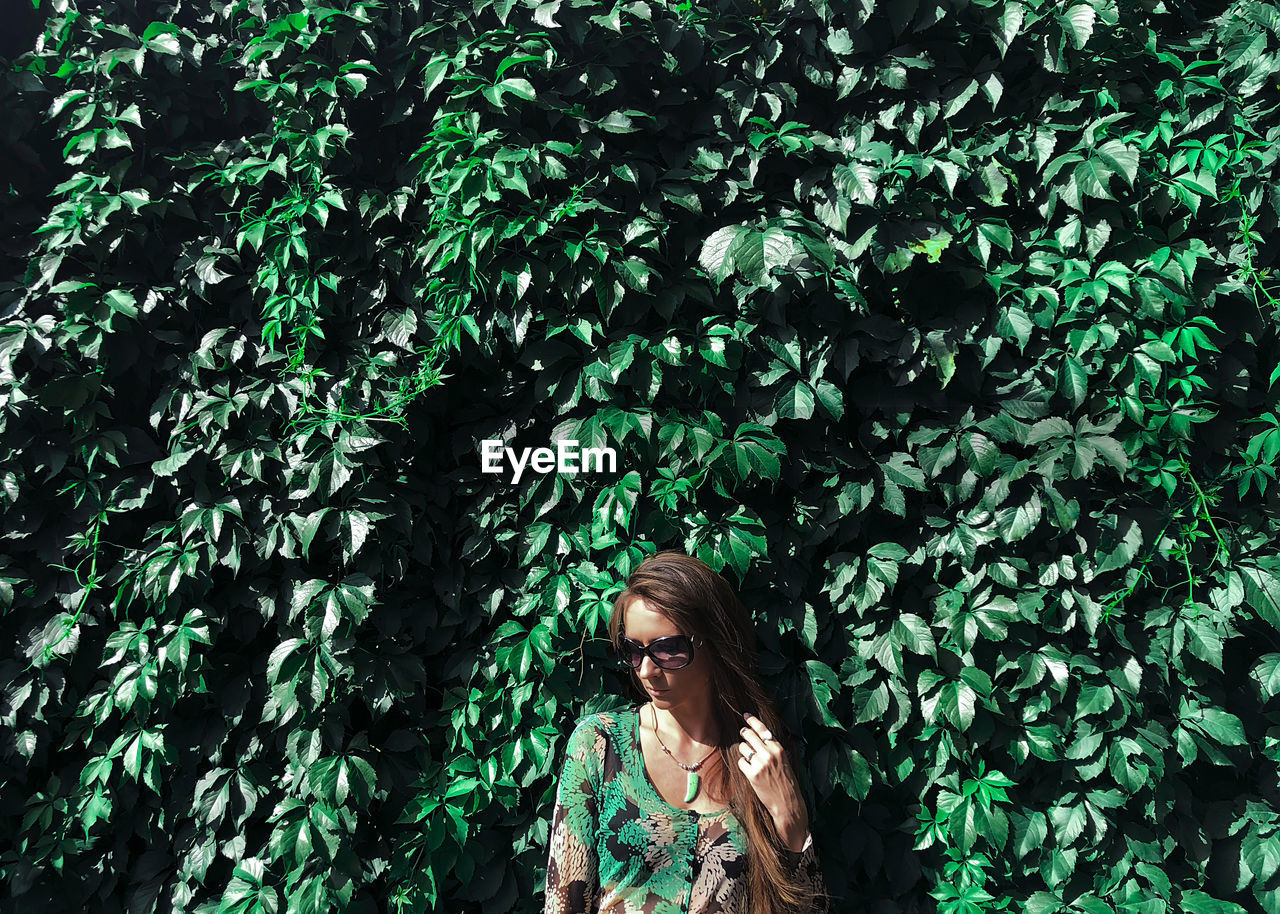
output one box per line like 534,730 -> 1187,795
638,655 -> 660,678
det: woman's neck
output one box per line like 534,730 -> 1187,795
647,697 -> 721,752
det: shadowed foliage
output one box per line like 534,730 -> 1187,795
1,0 -> 1279,912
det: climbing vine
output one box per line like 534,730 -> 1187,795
2,0 -> 1279,913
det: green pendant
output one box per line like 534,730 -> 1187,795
684,770 -> 699,803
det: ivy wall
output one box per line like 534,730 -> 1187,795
2,0 -> 1280,912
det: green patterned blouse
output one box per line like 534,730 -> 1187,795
544,706 -> 829,914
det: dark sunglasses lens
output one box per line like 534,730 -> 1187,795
620,637 -> 694,669
652,638 -> 693,668
622,641 -> 646,668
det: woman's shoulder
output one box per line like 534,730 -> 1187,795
570,703 -> 637,739
564,703 -> 644,754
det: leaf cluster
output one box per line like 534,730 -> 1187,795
1,0 -> 1279,912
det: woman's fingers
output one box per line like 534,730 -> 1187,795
738,725 -> 767,757
737,738 -> 763,758
742,712 -> 774,741
735,716 -> 809,834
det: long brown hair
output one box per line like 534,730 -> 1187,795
607,550 -> 825,914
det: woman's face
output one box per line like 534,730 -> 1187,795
622,597 -> 713,710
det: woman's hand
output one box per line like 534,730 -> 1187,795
737,713 -> 810,852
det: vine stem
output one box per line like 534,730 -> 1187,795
1180,543 -> 1196,611
1101,510 -> 1179,620
24,510 -> 103,674
1222,95 -> 1279,321
1182,466 -> 1227,566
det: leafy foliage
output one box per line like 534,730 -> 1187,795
1,0 -> 1280,912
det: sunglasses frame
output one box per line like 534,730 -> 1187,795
618,634 -> 701,671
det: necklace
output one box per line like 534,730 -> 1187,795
650,703 -> 718,803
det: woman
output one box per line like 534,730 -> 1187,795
544,551 -> 829,914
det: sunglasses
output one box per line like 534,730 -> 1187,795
619,635 -> 700,671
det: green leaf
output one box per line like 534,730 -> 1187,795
1026,891 -> 1063,914
961,433 -> 1001,474
1062,5 -> 1096,49
1051,801 -> 1087,845
619,257 -> 656,292
1097,518 -> 1142,573
806,660 -> 841,727
834,163 -> 878,205
491,77 -> 532,104
997,496 -> 1041,543
1058,355 -> 1088,408
1094,139 -> 1139,186
1013,810 -> 1049,858
799,603 -> 818,651
997,305 -> 1033,350
813,380 -> 844,420
1179,890 -> 1246,914
762,226 -> 797,273
292,508 -> 329,558
153,449 -> 196,477
1184,616 -> 1223,669
600,111 -> 642,133
892,614 -> 936,657
1187,705 -> 1246,746
1241,564 -> 1280,627
699,226 -> 742,285
836,746 -> 872,801
854,681 -> 890,724
496,54 -> 543,80
1252,654 -> 1280,698
995,2 -> 1025,55
776,382 -> 815,420
940,680 -> 977,731
1244,830 -> 1280,885
728,228 -> 767,284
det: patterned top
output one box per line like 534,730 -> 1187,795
544,706 -> 828,914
